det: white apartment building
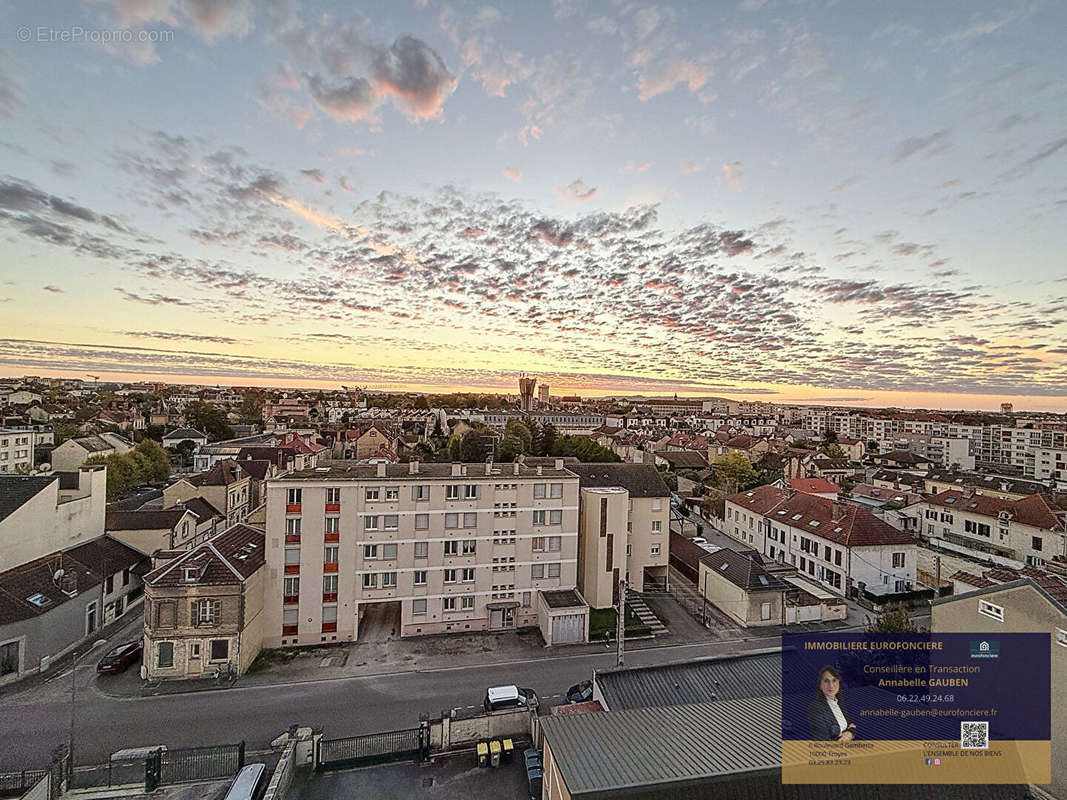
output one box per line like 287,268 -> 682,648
724,485 -> 917,597
0,428 -> 34,473
1034,448 -> 1067,483
263,461 -> 584,648
911,490 -> 1067,569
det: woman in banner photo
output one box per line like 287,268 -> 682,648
807,665 -> 858,742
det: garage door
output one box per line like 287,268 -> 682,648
551,613 -> 585,644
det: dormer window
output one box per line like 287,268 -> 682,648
183,567 -> 200,583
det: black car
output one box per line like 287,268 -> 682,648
566,680 -> 593,704
96,640 -> 143,674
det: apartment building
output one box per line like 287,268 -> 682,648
262,460 -> 583,648
1034,448 -> 1067,483
724,486 -> 917,598
0,428 -> 34,473
163,459 -> 251,527
911,490 -> 1067,569
569,464 -> 670,608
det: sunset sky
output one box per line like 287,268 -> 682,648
1,0 -> 1065,411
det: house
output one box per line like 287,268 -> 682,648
50,433 -> 133,471
909,490 -> 1066,569
697,549 -> 788,626
0,428 -> 35,473
4,391 -> 43,407
806,456 -> 854,483
105,508 -> 202,555
788,477 -> 840,499
923,470 -> 1046,501
141,524 -> 266,681
871,450 -> 933,470
725,485 -> 917,598
0,535 -> 145,686
162,428 -> 208,449
166,496 -> 224,543
834,436 -> 865,461
653,450 -> 708,470
163,459 -> 251,528
847,482 -> 922,510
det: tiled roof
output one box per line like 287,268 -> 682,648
659,451 -> 708,468
236,459 -> 275,481
283,462 -> 576,480
163,428 -> 206,440
788,478 -> 839,495
700,549 -> 788,592
878,450 -> 930,464
188,459 -> 247,487
948,570 -> 996,588
925,490 -> 1065,532
106,509 -> 188,531
924,470 -> 1045,496
568,464 -> 670,497
144,524 -> 265,586
168,496 -> 223,521
0,475 -> 57,523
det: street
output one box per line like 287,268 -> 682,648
0,632 -> 785,770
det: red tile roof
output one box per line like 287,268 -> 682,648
789,478 -> 840,495
144,524 -> 264,586
925,491 -> 1065,532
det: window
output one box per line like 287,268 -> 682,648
282,607 -> 298,632
965,520 -> 991,537
412,599 -> 427,615
0,641 -> 19,676
532,537 -> 545,552
531,564 -> 545,579
385,487 -> 399,501
210,639 -> 229,662
384,515 -> 399,530
651,544 -> 661,556
284,548 -> 300,569
462,567 -> 475,582
324,546 -> 339,564
190,643 -> 200,658
461,596 -> 475,610
892,552 -> 905,569
122,569 -> 131,587
534,484 -> 546,499
550,483 -> 563,498
446,485 -> 460,500
365,487 -> 380,501
443,597 -> 456,611
626,543 -> 632,556
381,543 -> 397,560
322,605 -> 337,627
462,540 -> 477,555
549,509 -> 562,525
835,550 -> 842,566
324,517 -> 339,533
326,487 -> 341,504
1055,629 -> 1067,648
157,641 -> 174,668
364,516 -> 379,531
463,512 -> 477,528
414,541 -> 428,559
285,518 -> 302,537
323,575 -> 338,600
533,510 -> 546,525
382,572 -> 397,588
464,485 -> 478,499
547,536 -> 561,552
284,577 -> 300,599
363,573 -> 377,588
761,602 -> 771,621
978,600 -> 1004,622
651,520 -> 663,533
445,513 -> 459,529
1033,536 -> 1043,552
548,563 -> 560,578
415,513 -> 429,530
184,566 -> 200,583
444,569 -> 457,583
412,485 -> 429,501
522,592 -> 531,607
364,544 -> 378,559
413,570 -> 427,585
444,540 -> 458,556
195,599 -> 220,625
287,488 -> 302,505
651,498 -> 663,511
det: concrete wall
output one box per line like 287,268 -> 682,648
578,487 -> 629,609
697,561 -> 784,626
429,706 -> 533,751
542,738 -> 573,800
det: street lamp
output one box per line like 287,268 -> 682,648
69,638 -> 108,767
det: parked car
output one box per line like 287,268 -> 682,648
566,680 -> 593,704
690,536 -> 708,545
484,685 -> 537,713
96,640 -> 143,674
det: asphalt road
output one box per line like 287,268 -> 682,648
0,634 -> 784,770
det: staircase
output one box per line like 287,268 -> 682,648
625,590 -> 668,636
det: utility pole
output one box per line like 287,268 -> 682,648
935,555 -> 941,593
616,576 -> 627,668
701,571 -> 708,627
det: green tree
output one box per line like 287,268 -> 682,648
184,402 -> 234,441
504,420 -> 533,454
88,453 -> 140,500
52,422 -> 79,444
497,434 -> 525,462
554,435 -> 620,462
534,422 -> 558,457
661,471 -> 678,491
866,605 -> 920,633
824,443 -> 846,459
172,439 -> 197,467
824,430 -> 839,445
239,390 -> 265,421
142,424 -> 166,442
134,439 -> 171,483
713,452 -> 760,493
460,430 -> 492,461
446,434 -> 464,462
866,440 -> 880,454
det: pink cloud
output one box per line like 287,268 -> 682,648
503,167 -> 523,183
555,178 -> 599,203
722,161 -> 744,189
518,124 -> 544,146
637,59 -> 709,101
681,160 -> 706,174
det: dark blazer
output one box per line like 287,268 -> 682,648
807,696 -> 855,741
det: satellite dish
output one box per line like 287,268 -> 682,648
53,569 -> 65,584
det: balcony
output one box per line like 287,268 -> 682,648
286,504 -> 302,513
282,624 -> 298,636
325,503 -> 341,513
323,562 -> 339,574
322,592 -> 337,603
285,534 -> 301,544
324,532 -> 340,543
283,595 -> 299,605
284,564 -> 300,575
321,622 -> 337,633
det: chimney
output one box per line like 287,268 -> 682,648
554,458 -> 564,470
485,455 -> 494,474
832,502 -> 846,522
376,462 -> 386,478
537,466 -> 543,476
409,460 -> 419,474
451,463 -> 462,477
512,462 -> 520,476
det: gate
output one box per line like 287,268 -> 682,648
318,727 -> 428,769
157,742 -> 245,786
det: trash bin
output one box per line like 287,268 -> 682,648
476,741 -> 489,768
501,738 -> 514,762
527,766 -> 543,797
524,748 -> 541,770
489,739 -> 502,768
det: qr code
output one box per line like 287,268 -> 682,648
961,721 -> 988,749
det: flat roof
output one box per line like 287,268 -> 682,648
278,463 -> 576,480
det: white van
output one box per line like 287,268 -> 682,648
484,685 -> 536,713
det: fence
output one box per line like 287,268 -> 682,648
317,727 -> 428,770
0,771 -> 46,798
157,743 -> 245,787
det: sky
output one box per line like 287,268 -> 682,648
0,0 -> 1066,411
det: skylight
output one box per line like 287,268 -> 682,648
810,521 -> 820,527
719,563 -> 729,572
792,514 -> 802,520
758,575 -> 769,585
26,593 -> 51,608
945,498 -> 956,504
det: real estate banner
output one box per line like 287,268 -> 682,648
780,632 -> 1050,784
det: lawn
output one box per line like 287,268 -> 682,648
588,606 -> 651,640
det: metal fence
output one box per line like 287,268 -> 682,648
318,728 -> 428,770
158,742 -> 245,786
0,770 -> 46,797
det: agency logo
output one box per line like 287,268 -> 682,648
970,639 -> 1000,659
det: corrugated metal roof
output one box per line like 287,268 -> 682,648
596,651 -> 782,710
540,696 -> 781,797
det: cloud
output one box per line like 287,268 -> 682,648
120,330 -> 241,344
722,161 -> 744,189
621,160 -> 654,175
43,285 -> 64,293
999,136 -> 1067,181
115,288 -> 194,306
891,130 -> 951,163
555,178 -> 599,203
300,168 -> 326,184
518,125 -> 544,146
681,161 -> 705,174
372,36 -> 457,119
503,167 -> 523,183
0,50 -> 23,118
338,176 -> 357,194
636,59 -> 709,101
306,74 -> 378,122
941,8 -> 1026,44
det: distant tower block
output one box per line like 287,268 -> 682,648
538,384 -> 550,407
519,374 -> 537,412
1001,402 -> 1013,414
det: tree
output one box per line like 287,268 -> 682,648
824,430 -> 839,445
554,435 -> 620,462
460,430 -> 492,462
239,390 -> 265,421
661,471 -> 678,492
504,420 -> 533,454
866,440 -> 880,454
497,434 -> 525,462
866,605 -> 920,633
142,424 -> 166,442
824,443 -> 846,459
713,452 -> 760,493
534,423 -> 558,457
173,439 -> 197,467
184,402 -> 234,441
88,452 -> 140,500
